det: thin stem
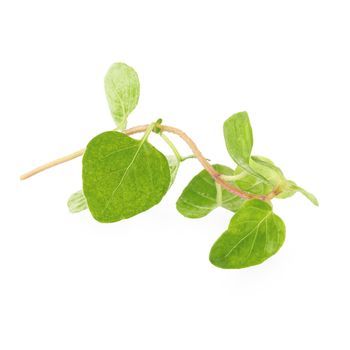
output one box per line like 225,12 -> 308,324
215,182 -> 222,207
159,133 -> 182,161
19,124 -> 270,201
19,149 -> 85,180
19,125 -> 149,180
180,155 -> 196,162
141,123 -> 155,141
220,172 -> 247,182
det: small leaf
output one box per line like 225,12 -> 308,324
224,112 -> 252,166
104,62 -> 140,130
83,131 -> 170,223
67,190 -> 87,213
176,164 -> 244,218
209,200 -> 285,269
250,155 -> 285,179
223,112 -> 268,182
291,184 -> 319,206
235,156 -> 285,195
167,155 -> 180,187
275,180 -> 318,204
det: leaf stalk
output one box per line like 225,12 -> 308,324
159,132 -> 182,162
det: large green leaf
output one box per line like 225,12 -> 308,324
72,155 -> 177,215
67,190 -> 87,213
209,200 -> 285,269
223,112 -> 267,182
83,131 -> 170,223
104,62 -> 140,130
176,164 -> 244,218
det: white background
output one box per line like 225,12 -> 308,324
1,1 -> 349,349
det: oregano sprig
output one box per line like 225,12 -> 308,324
20,62 -> 318,269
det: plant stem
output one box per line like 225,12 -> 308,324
180,155 -> 196,161
19,149 -> 85,180
220,172 -> 247,182
19,125 -> 149,180
19,124 -> 270,201
215,183 -> 222,207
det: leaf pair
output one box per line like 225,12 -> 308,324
68,62 -> 143,215
68,63 -> 182,219
177,112 -> 284,217
176,112 -> 286,220
176,112 -> 317,219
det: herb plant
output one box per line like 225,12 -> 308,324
20,62 -> 318,269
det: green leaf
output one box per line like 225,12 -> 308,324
67,190 -> 88,213
209,200 -> 285,269
223,112 -> 268,182
275,179 -> 318,205
291,184 -> 319,206
250,155 -> 285,179
176,164 -> 244,218
224,112 -> 252,166
104,62 -> 140,130
234,156 -> 285,195
82,131 -> 170,223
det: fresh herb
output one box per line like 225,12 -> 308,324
20,62 -> 318,269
